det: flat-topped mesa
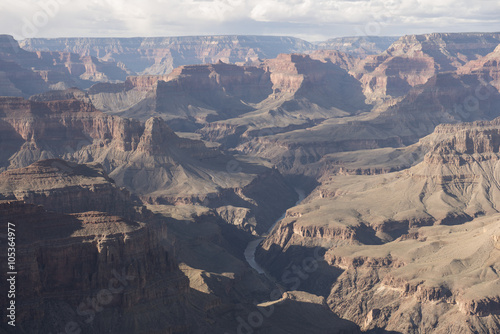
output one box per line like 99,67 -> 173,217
264,53 -> 319,75
92,61 -> 275,125
29,87 -> 94,104
262,53 -> 346,94
119,62 -> 271,101
0,96 -> 98,120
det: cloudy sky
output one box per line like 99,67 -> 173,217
2,0 -> 499,42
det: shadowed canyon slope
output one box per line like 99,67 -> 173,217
0,161 -> 202,333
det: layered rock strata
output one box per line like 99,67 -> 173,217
256,118 -> 500,333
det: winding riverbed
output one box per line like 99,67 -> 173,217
244,188 -> 306,274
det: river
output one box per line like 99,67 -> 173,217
244,188 -> 306,274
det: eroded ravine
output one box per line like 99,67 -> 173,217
244,188 -> 306,274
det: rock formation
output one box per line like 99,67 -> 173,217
308,49 -> 359,71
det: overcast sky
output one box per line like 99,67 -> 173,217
2,0 -> 500,42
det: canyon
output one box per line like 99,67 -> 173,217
1,32 -> 500,333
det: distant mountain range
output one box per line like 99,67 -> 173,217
19,35 -> 398,75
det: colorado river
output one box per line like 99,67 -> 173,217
244,188 -> 306,274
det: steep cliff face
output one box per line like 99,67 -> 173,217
193,54 -> 369,150
261,117 -> 500,248
124,74 -> 170,91
166,61 -> 272,102
238,52 -> 500,176
20,35 -> 315,75
28,87 -> 94,104
0,94 -> 209,170
376,69 -> 500,143
0,159 -> 141,219
388,33 -> 500,71
261,53 -> 367,114
0,159 -> 349,333
353,52 -> 436,103
0,153 -> 345,333
255,118 -> 500,333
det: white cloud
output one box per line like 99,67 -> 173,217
2,0 -> 500,41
